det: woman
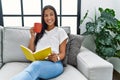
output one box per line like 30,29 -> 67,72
11,5 -> 68,80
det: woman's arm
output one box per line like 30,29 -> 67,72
48,39 -> 67,62
28,27 -> 36,52
58,39 -> 67,60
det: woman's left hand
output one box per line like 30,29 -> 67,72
48,53 -> 58,62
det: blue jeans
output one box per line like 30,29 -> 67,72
10,61 -> 63,80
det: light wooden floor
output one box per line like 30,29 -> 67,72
113,70 -> 120,80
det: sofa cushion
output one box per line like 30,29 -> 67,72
67,34 -> 84,67
51,64 -> 87,80
0,62 -> 30,80
0,26 -> 3,67
3,27 -> 31,63
0,62 -> 87,80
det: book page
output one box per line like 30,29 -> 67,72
20,45 -> 35,61
20,45 -> 52,61
33,47 -> 52,60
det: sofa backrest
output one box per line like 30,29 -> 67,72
3,27 -> 31,63
0,26 -> 3,67
2,26 -> 70,63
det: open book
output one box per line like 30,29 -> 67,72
20,45 -> 52,61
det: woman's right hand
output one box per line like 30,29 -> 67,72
28,27 -> 36,52
30,27 -> 36,38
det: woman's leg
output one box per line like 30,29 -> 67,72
10,61 -> 40,80
36,61 -> 63,79
10,70 -> 33,80
11,61 -> 63,80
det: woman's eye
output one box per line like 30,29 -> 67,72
50,13 -> 53,16
44,15 -> 48,17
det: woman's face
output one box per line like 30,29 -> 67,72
44,8 -> 55,29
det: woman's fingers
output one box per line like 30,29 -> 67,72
48,53 -> 58,62
30,27 -> 36,37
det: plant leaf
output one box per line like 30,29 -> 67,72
96,31 -> 113,46
115,34 -> 120,44
115,50 -> 120,57
101,47 -> 116,57
80,10 -> 89,24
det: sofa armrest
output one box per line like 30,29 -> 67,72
77,46 -> 113,80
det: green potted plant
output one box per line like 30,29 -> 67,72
80,7 -> 120,59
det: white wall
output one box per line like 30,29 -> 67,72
80,0 -> 120,52
80,0 -> 120,34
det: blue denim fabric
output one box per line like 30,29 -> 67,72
10,61 -> 63,80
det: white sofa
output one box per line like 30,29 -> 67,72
0,26 -> 113,80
